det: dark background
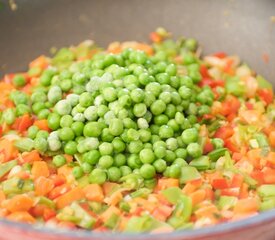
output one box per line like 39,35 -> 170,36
0,0 -> 274,81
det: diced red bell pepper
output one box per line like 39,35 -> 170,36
214,126 -> 234,140
230,174 -> 244,188
220,187 -> 240,197
200,65 -> 210,78
213,52 -> 227,58
212,178 -> 229,189
224,139 -> 239,152
203,139 -> 214,154
258,88 -> 273,105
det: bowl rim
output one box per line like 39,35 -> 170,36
1,209 -> 275,239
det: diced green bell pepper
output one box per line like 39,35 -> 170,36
180,166 -> 201,184
208,148 -> 227,162
14,138 -> 34,152
217,196 -> 237,210
189,156 -> 210,170
256,75 -> 273,90
130,188 -> 152,198
225,76 -> 245,97
258,185 -> 275,198
2,177 -> 34,195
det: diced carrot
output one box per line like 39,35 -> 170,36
190,189 -> 206,206
57,165 -> 72,177
35,176 -> 55,196
48,184 -> 71,200
102,182 -> 119,196
182,182 -> 197,195
136,43 -> 154,55
0,190 -> 6,202
247,149 -> 262,169
156,178 -> 179,191
239,183 -> 249,199
230,174 -> 244,188
30,204 -> 47,217
21,150 -> 42,163
233,198 -> 259,214
31,161 -> 49,179
7,211 -> 36,224
100,206 -> 121,222
268,131 -> 275,148
7,195 -> 34,213
55,187 -> 85,209
214,126 -> 234,140
83,184 -> 104,202
262,167 -> 275,184
195,204 -> 219,218
105,191 -> 123,206
266,151 -> 275,165
29,55 -> 48,69
63,154 -> 73,163
0,139 -> 18,163
232,152 -> 243,161
33,119 -> 50,131
152,205 -> 173,221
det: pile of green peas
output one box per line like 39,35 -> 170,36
7,38 -> 215,185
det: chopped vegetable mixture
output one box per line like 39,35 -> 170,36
0,28 -> 275,233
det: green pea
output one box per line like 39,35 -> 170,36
64,141 -> 77,155
81,162 -> 93,174
153,159 -> 167,173
112,138 -> 126,153
48,86 -> 62,104
83,122 -> 103,137
58,127 -> 75,141
34,137 -> 48,152
159,125 -> 174,139
53,155 -> 66,167
72,166 -> 84,179
107,167 -> 122,182
83,150 -> 100,165
27,126 -> 39,139
99,142 -> 113,155
71,121 -> 84,136
98,156 -> 114,169
16,104 -> 31,116
181,128 -> 199,144
187,143 -> 203,158
60,115 -> 73,128
13,74 -> 26,87
89,169 -> 107,184
109,118 -> 124,136
150,100 -> 166,115
169,164 -> 181,178
113,153 -> 127,167
140,164 -> 156,179
139,149 -> 155,164
120,166 -> 132,176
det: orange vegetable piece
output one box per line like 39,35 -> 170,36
105,191 -> 123,206
262,167 -> 275,184
49,184 -> 71,200
7,195 -> 34,213
156,178 -> 179,191
35,176 -> 55,196
33,119 -> 50,131
0,139 -> 18,163
190,189 -> 206,206
55,187 -> 85,209
22,150 -> 42,163
7,211 -> 36,224
31,161 -> 50,179
100,206 -> 121,222
182,182 -> 197,195
266,151 -> 275,165
0,190 -> 6,202
64,154 -> 73,163
233,198 -> 259,214
195,204 -> 219,218
102,182 -> 119,196
57,165 -> 72,177
29,55 -> 48,69
83,184 -> 104,202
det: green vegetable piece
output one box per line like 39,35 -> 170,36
208,148 -> 227,162
14,138 -> 34,152
217,196 -> 237,210
180,166 -> 201,184
168,194 -> 192,228
71,202 -> 96,229
104,213 -> 120,229
258,185 -> 275,198
225,76 -> 245,97
0,160 -> 18,178
130,188 -> 152,198
125,215 -> 154,233
38,196 -> 56,209
256,75 -> 273,90
162,187 -> 183,204
2,178 -> 34,195
189,156 -> 210,170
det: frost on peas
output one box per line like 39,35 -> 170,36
137,118 -> 149,129
83,137 -> 100,151
73,113 -> 85,122
54,99 -> 72,115
48,85 -> 62,104
48,137 -> 62,151
104,111 -> 116,125
66,94 -> 79,107
84,106 -> 98,121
